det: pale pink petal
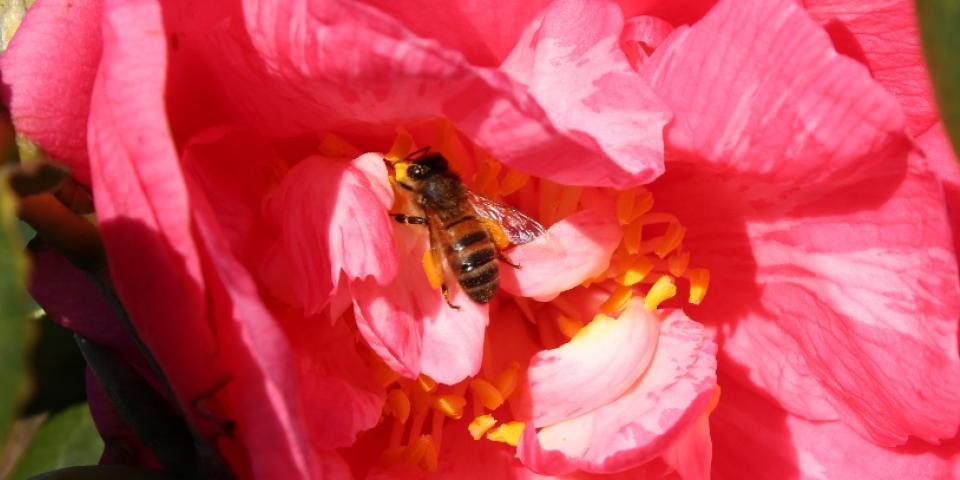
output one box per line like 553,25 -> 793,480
640,0 -> 907,186
518,306 -> 717,475
500,0 -> 671,187
620,15 -> 674,67
662,415 -> 712,480
266,153 -> 397,316
652,147 -> 960,444
805,0 -> 938,135
88,0 -> 226,420
358,0 -> 552,66
500,208 -> 622,302
1,0 -> 102,185
353,225 -> 488,384
712,376 -> 960,480
525,299 -> 660,427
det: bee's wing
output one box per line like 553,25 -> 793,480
466,190 -> 546,246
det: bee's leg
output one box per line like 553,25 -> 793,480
441,283 -> 461,310
498,252 -> 521,269
392,213 -> 428,225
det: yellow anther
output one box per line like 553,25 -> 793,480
654,223 -> 686,258
687,268 -> 710,305
633,189 -> 654,219
486,421 -> 526,447
616,256 -> 655,286
623,220 -> 644,255
645,275 -> 677,311
470,378 -> 505,410
555,315 -> 583,338
434,395 -> 467,419
386,129 -> 415,162
386,389 -> 411,423
469,414 -> 498,440
495,362 -> 521,399
668,251 -> 690,277
368,351 -> 400,387
317,132 -> 360,158
481,217 -> 510,249
422,249 -> 444,291
617,190 -> 637,225
421,436 -> 439,472
556,186 -> 583,221
394,161 -> 410,183
418,374 -> 438,393
402,435 -> 432,465
600,284 -> 634,314
499,170 -> 530,197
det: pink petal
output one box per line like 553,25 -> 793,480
518,305 -> 717,474
266,153 -> 397,316
500,207 -> 622,302
805,0 -> 938,135
525,299 -> 661,427
652,146 -> 960,444
88,0 -> 226,418
919,122 -> 960,258
1,0 -> 102,185
353,225 -> 489,384
618,0 -> 719,26
182,0 -> 649,188
500,0 -> 672,187
358,0 -> 552,66
640,0 -> 907,186
712,375 -> 960,479
620,15 -> 674,68
662,415 -> 712,480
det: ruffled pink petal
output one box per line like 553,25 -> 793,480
804,0 -> 938,135
358,0 -> 552,66
1,0 -> 103,185
353,225 -> 488,384
640,0 -> 906,187
266,153 -> 397,316
500,0 -> 671,187
653,145 -> 960,445
88,0 -> 226,417
525,299 -> 660,427
518,305 -> 717,475
662,415 -> 712,480
712,376 -> 960,480
620,15 -> 674,68
500,208 -> 622,302
618,0 -> 718,26
919,122 -> 960,256
179,0 -> 648,188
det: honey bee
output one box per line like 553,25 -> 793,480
392,147 -> 546,308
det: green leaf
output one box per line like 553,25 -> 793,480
7,404 -> 103,480
0,181 -> 31,447
917,0 -> 960,157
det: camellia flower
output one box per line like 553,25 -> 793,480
5,0 -> 960,479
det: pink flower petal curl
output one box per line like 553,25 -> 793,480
518,303 -> 717,475
500,207 -> 622,302
1,0 -> 103,185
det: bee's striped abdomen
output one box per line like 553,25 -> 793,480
442,213 -> 499,304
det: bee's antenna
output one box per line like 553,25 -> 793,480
406,146 -> 430,162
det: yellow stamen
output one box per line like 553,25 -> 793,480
645,275 -> 677,311
421,435 -> 439,472
623,220 -> 644,254
495,362 -> 521,399
386,389 -> 411,423
668,251 -> 690,277
616,256 -> 655,286
468,414 -> 498,440
422,249 -> 444,291
555,315 -> 583,338
317,132 -> 360,158
418,374 -> 438,393
434,395 -> 467,419
499,170 -> 530,197
368,350 -> 400,387
385,129 -> 415,162
616,190 -> 637,226
402,435 -> 432,465
486,421 -> 525,446
633,189 -> 654,220
600,284 -> 633,314
654,223 -> 686,258
555,186 -> 583,221
481,217 -> 510,249
687,268 -> 710,305
469,378 -> 505,410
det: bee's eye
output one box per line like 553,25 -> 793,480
408,165 -> 427,179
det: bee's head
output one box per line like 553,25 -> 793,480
396,153 -> 449,190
